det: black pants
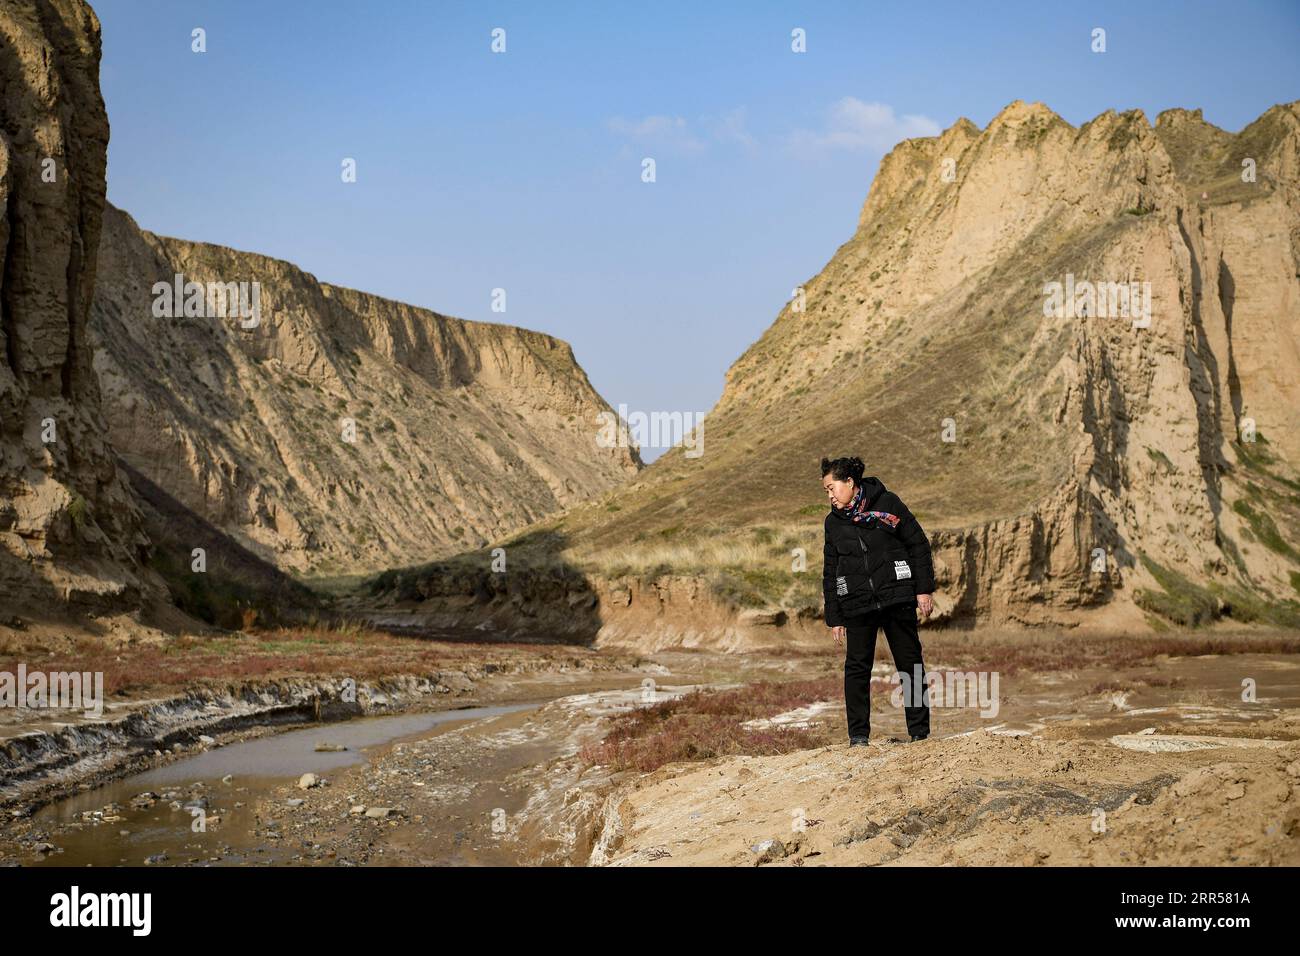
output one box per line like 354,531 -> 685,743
843,601 -> 930,741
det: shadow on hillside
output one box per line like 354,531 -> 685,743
0,546 -> 134,634
118,460 -> 325,630
360,525 -> 607,647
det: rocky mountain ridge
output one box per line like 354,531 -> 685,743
416,98 -> 1300,640
90,205 -> 641,578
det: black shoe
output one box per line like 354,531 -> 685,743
909,734 -> 929,742
849,736 -> 871,747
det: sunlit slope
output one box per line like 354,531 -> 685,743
409,100 -> 1300,628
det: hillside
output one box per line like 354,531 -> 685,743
3,0 -> 642,631
366,100 -> 1300,644
89,205 -> 642,580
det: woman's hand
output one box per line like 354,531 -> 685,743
917,593 -> 934,620
830,625 -> 846,645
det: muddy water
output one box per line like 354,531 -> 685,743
27,701 -> 549,867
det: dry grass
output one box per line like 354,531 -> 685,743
579,523 -> 815,575
578,678 -> 859,773
374,522 -> 830,612
0,623 -> 600,698
471,521 -> 820,578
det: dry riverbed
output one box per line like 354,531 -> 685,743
0,632 -> 818,865
4,624 -> 1300,866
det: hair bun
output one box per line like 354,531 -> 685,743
820,455 -> 866,484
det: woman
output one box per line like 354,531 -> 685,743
821,455 -> 935,747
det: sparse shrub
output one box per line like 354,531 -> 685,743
67,493 -> 88,531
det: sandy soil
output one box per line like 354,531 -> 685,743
589,726 -> 1300,866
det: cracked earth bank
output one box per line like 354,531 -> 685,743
587,727 -> 1300,867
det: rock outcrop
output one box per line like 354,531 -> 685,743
0,0 -> 154,616
449,99 -> 1300,637
833,101 -> 1300,627
90,205 -> 642,576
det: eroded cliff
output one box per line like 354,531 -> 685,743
90,205 -> 642,577
0,0 -> 155,617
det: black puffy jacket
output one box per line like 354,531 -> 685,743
822,476 -> 936,626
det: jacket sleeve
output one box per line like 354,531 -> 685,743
822,521 -> 845,627
896,500 -> 937,595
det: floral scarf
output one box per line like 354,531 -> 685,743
833,480 -> 901,528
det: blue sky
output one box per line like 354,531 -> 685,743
96,0 -> 1300,463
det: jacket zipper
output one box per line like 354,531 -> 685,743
855,531 -> 881,611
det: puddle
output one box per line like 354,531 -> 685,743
128,703 -> 540,785
25,701 -> 543,867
